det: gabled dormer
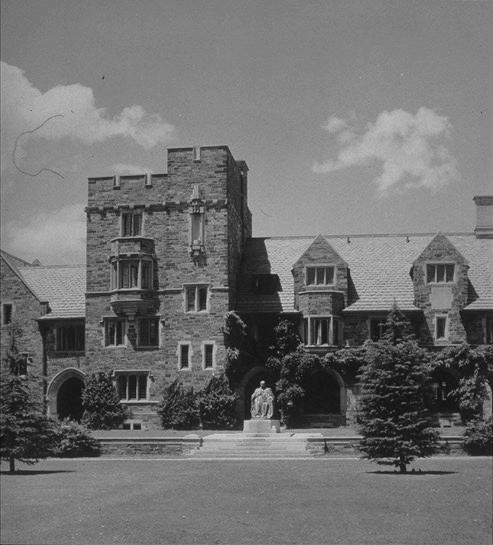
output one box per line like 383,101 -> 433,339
412,233 -> 469,344
292,235 -> 348,347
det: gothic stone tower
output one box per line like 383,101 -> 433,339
84,146 -> 251,427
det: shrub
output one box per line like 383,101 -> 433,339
52,420 -> 100,457
81,372 -> 127,430
196,375 -> 239,429
463,417 -> 492,456
157,379 -> 198,429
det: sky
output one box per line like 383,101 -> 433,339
1,0 -> 492,264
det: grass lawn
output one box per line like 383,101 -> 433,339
1,457 -> 491,545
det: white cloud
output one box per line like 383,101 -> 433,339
313,108 -> 459,194
3,204 -> 86,265
112,163 -> 151,175
1,62 -> 175,168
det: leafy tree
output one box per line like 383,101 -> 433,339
196,375 -> 239,429
269,318 -> 301,360
0,374 -> 57,472
157,379 -> 198,429
81,372 -> 127,430
463,417 -> 492,456
358,338 -> 439,472
223,311 -> 252,384
431,344 -> 492,423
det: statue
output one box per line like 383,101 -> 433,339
250,380 -> 275,419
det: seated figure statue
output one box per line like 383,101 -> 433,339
250,380 -> 275,419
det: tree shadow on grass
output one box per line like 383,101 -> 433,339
1,469 -> 75,475
367,470 -> 456,476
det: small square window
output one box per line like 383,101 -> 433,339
184,285 -> 209,312
121,211 -> 142,236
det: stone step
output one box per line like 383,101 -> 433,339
187,432 -> 322,459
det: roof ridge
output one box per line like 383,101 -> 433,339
252,232 -> 475,241
21,264 -> 86,269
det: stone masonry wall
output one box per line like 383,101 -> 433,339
0,258 -> 43,376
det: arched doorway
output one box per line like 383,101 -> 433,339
57,377 -> 84,421
47,368 -> 86,421
303,369 -> 346,426
304,370 -> 340,414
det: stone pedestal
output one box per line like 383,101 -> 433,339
243,419 -> 280,434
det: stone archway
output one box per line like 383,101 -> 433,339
303,368 -> 347,425
47,368 -> 86,421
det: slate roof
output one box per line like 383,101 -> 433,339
236,233 -> 493,314
17,265 -> 86,319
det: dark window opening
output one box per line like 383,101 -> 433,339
369,318 -> 386,341
105,320 -> 126,346
180,344 -> 190,369
121,212 -> 142,236
204,344 -> 214,368
56,325 -> 85,352
138,318 -> 159,347
2,304 -> 13,325
252,274 -> 280,294
117,373 -> 148,401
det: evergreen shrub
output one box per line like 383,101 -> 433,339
157,379 -> 198,429
81,372 -> 127,430
196,375 -> 239,429
463,417 -> 492,456
52,420 -> 100,457
0,374 -> 57,472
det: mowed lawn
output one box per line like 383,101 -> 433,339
1,457 -> 491,545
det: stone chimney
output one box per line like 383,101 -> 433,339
473,196 -> 493,238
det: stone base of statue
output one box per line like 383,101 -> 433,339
243,418 -> 280,434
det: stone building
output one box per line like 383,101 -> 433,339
1,146 -> 492,429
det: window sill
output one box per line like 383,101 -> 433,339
119,400 -> 159,405
52,350 -> 85,356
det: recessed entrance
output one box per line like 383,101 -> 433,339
57,377 -> 84,421
304,370 -> 340,414
47,368 -> 86,421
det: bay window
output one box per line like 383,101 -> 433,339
303,316 -> 339,346
110,258 -> 154,290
